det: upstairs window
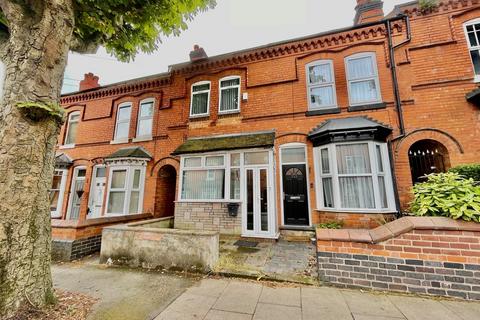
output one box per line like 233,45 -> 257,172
64,111 -> 80,145
306,60 -> 337,110
464,19 -> 480,81
190,81 -> 210,117
114,103 -> 132,141
345,53 -> 381,106
219,76 -> 241,113
136,98 -> 154,138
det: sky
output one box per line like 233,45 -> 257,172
62,0 -> 407,94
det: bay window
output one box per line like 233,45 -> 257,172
315,142 -> 394,211
190,81 -> 210,117
306,60 -> 337,110
106,166 -> 145,215
114,102 -> 132,141
345,53 -> 381,106
464,19 -> 480,81
136,98 -> 154,138
181,155 -> 226,200
219,76 -> 241,113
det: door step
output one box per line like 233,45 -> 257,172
280,229 -> 316,242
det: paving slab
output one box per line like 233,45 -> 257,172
388,296 -> 462,320
342,290 -> 405,319
440,300 -> 480,320
301,287 -> 353,320
213,281 -> 263,314
353,315 -> 406,320
252,303 -> 302,320
204,309 -> 253,320
185,278 -> 229,298
154,293 -> 217,320
258,286 -> 301,307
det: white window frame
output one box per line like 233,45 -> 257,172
88,164 -> 106,218
190,81 -> 211,118
345,52 -> 382,106
305,60 -> 337,110
463,18 -> 480,83
279,143 -> 312,227
50,169 -> 68,218
113,102 -> 132,143
314,141 -> 395,213
67,166 -> 87,220
219,76 -> 241,114
134,98 -> 154,140
105,164 -> 146,216
63,111 -> 80,148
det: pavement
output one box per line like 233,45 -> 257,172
217,238 -> 317,284
155,278 -> 480,320
52,258 -> 196,320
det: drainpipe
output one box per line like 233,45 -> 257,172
385,15 -> 411,217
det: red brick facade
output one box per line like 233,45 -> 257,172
53,0 -> 480,243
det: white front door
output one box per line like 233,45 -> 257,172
88,166 -> 106,218
243,166 -> 274,238
67,167 -> 86,220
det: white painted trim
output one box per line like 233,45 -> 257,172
59,144 -> 75,149
66,166 -> 86,220
114,102 -> 132,141
279,143 -> 312,227
218,76 -> 241,114
305,60 -> 338,110
135,97 -> 155,139
345,52 -> 382,106
50,169 -> 68,218
189,81 -> 211,117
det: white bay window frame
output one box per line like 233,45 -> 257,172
105,164 -> 146,216
345,52 -> 382,106
219,76 -> 241,114
306,60 -> 337,110
314,141 -> 394,212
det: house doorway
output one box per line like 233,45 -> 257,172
408,139 -> 450,184
154,165 -> 177,217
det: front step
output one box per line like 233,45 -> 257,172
280,228 -> 316,242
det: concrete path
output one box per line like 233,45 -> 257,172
52,260 -> 196,320
155,278 -> 480,320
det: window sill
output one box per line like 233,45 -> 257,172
59,144 -> 75,149
110,139 -> 129,145
218,110 -> 240,116
315,208 -> 397,214
189,114 -> 210,120
305,108 -> 341,117
176,199 -> 242,203
132,136 -> 153,143
348,102 -> 386,112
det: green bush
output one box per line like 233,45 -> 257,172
449,164 -> 480,183
419,0 -> 438,11
411,172 -> 480,222
318,221 -> 343,229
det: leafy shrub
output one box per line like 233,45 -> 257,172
419,0 -> 438,11
318,221 -> 343,229
410,172 -> 480,222
449,164 -> 480,183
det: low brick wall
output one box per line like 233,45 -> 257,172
52,235 -> 102,261
100,218 -> 219,272
174,202 -> 242,234
317,217 -> 480,300
317,211 -> 396,229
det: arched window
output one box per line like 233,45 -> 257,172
64,111 -> 80,146
136,98 -> 154,139
345,52 -> 381,106
114,102 -> 132,142
305,60 -> 337,110
190,81 -> 210,117
219,76 -> 241,113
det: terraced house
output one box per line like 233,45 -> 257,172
51,0 -> 480,260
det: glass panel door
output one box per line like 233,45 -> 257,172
243,167 -> 271,236
260,169 -> 269,232
246,169 -> 254,232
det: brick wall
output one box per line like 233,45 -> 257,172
317,211 -> 396,229
52,234 -> 102,261
174,202 -> 242,234
316,217 -> 480,300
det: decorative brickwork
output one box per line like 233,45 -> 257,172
174,202 -> 242,234
317,217 -> 480,300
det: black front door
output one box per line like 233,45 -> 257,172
282,164 -> 309,226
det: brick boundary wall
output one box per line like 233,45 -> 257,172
52,234 -> 102,261
174,202 -> 242,234
317,217 -> 480,300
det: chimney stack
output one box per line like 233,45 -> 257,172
189,45 -> 208,62
354,0 -> 384,25
79,72 -> 100,91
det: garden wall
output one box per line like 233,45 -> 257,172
317,217 -> 480,300
100,217 -> 219,272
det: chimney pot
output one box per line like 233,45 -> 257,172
79,72 -> 100,91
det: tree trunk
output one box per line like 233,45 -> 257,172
0,1 -> 74,317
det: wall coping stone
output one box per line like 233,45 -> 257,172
317,217 -> 480,244
51,213 -> 153,229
